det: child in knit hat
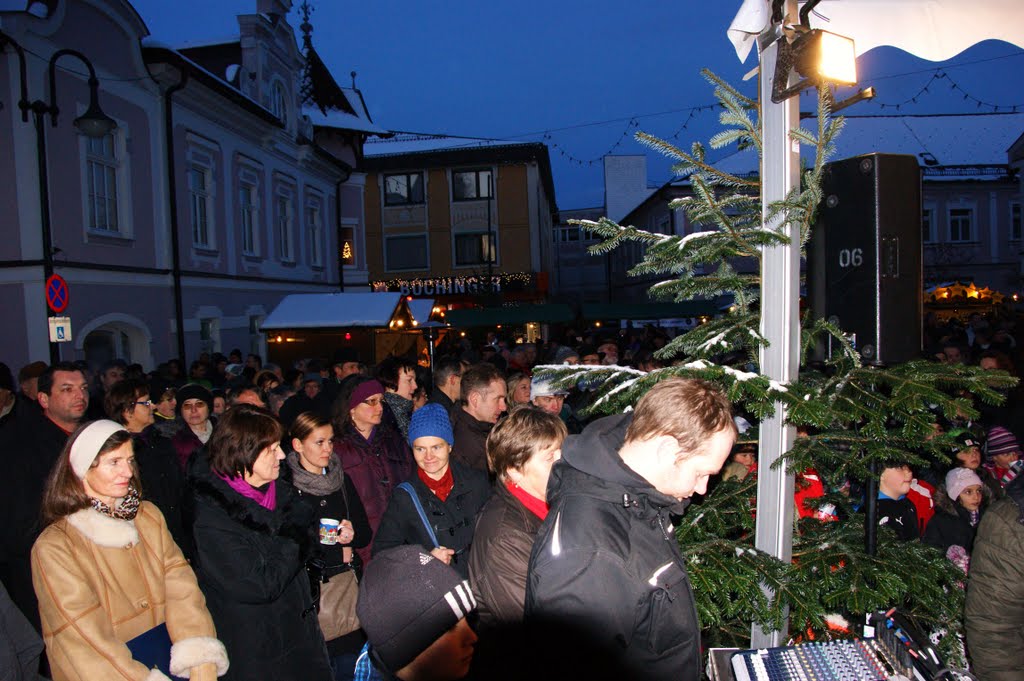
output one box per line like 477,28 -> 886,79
354,545 -> 478,680
985,426 -> 1023,490
924,467 -> 990,564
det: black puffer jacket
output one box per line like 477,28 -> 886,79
922,484 -> 989,557
525,413 -> 702,681
190,453 -> 331,681
371,462 -> 491,579
964,475 -> 1024,680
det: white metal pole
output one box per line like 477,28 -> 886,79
752,5 -> 800,648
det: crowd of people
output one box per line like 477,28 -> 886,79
0,314 -> 1021,680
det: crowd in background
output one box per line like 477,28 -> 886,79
1,312 -> 1023,680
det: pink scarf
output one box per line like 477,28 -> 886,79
217,472 -> 277,511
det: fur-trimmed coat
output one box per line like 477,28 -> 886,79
189,454 -> 331,681
31,501 -> 227,681
922,484 -> 990,557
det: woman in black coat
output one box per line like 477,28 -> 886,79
190,405 -> 331,681
372,403 -> 490,579
286,411 -> 372,681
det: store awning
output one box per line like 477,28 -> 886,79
262,292 -> 407,330
445,304 -> 574,328
582,301 -> 720,320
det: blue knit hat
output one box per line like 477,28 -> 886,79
407,403 -> 454,446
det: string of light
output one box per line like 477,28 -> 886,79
865,70 -> 1023,113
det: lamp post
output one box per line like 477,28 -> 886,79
0,33 -> 116,365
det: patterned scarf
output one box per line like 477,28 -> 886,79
90,484 -> 141,521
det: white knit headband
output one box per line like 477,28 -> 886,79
70,420 -> 129,478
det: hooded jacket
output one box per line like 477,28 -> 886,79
189,454 -> 331,681
525,413 -> 702,681
964,474 -> 1024,680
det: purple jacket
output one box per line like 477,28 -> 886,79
333,421 -> 413,566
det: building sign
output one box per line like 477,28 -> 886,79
373,272 -> 537,297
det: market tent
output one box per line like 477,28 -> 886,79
261,292 -> 406,329
407,298 -> 436,325
583,301 -> 719,320
445,304 -> 574,328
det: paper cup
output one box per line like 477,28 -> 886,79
319,518 -> 341,545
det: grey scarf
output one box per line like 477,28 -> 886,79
286,451 -> 346,497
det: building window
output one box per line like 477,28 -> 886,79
239,181 -> 259,255
271,81 -> 288,125
558,226 -> 580,242
454,233 -> 497,266
340,225 -> 356,267
189,163 -> 214,248
85,133 -> 120,233
384,173 -> 424,206
922,206 -> 936,243
199,317 -> 220,354
276,192 -> 294,262
307,201 -> 323,267
385,234 -> 428,271
452,169 -> 493,201
949,207 -> 974,243
1012,202 -> 1022,241
249,314 -> 264,356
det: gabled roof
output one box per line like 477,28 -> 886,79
262,293 -> 408,329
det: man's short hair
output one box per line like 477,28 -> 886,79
625,378 -> 735,459
432,356 -> 464,388
487,406 -> 567,476
105,378 -> 149,424
375,356 -> 417,391
37,362 -> 83,396
460,363 -> 504,404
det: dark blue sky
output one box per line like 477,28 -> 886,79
131,0 -> 1024,210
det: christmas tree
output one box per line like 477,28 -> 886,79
537,70 -> 1015,663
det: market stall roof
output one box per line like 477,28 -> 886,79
407,299 -> 436,325
262,292 -> 406,330
583,301 -> 720,320
445,304 -> 574,328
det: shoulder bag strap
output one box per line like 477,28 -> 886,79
397,481 -> 440,548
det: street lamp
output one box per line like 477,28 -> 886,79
0,32 -> 117,364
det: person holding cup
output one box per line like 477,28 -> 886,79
286,412 -> 371,681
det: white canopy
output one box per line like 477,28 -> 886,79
728,0 -> 1024,63
407,299 -> 436,325
262,292 -> 405,330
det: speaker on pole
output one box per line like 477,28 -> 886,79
809,153 -> 923,365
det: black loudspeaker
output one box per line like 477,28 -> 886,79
809,153 -> 922,365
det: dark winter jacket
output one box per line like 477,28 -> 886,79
0,408 -> 70,633
964,474 -> 1024,680
876,495 -> 920,541
449,407 -> 493,473
171,423 -> 207,472
132,425 -> 193,560
0,580 -> 45,680
525,413 -> 702,681
334,422 -> 413,567
922,484 -> 988,557
284,453 -> 372,656
468,481 -> 543,628
189,453 -> 332,681
372,462 -> 491,579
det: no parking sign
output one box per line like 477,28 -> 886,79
46,274 -> 69,313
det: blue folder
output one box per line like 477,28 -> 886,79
125,622 -> 183,678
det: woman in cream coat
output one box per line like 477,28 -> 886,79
31,420 -> 228,681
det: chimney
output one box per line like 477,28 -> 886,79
603,155 -> 648,223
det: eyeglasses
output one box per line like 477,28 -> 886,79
362,397 -> 383,407
134,400 -> 153,407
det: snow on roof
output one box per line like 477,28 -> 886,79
173,36 -> 240,50
262,292 -> 404,329
302,105 -> 389,135
712,112 -> 1024,176
364,134 -> 533,158
407,299 -> 435,325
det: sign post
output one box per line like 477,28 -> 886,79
45,274 -> 70,362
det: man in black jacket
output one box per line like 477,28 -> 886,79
525,378 -> 735,681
